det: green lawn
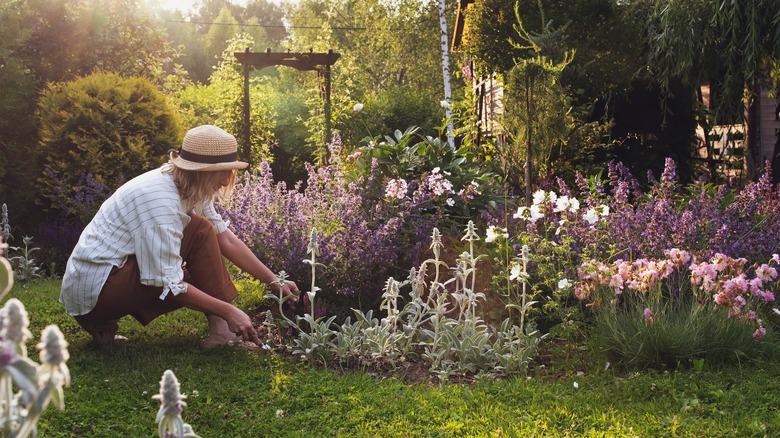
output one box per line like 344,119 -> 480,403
11,278 -> 780,437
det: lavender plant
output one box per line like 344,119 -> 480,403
220,135 -> 401,314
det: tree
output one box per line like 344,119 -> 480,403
501,2 -> 575,203
36,72 -> 181,222
637,0 -> 780,178
22,0 -> 171,83
0,0 -> 39,225
205,6 -> 241,70
244,0 -> 287,49
286,0 -> 457,150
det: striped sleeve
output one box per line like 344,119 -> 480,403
201,202 -> 228,233
135,224 -> 187,299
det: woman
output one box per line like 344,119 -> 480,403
60,125 -> 298,347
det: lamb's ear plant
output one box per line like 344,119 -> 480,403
152,370 -> 200,438
291,228 -> 336,364
0,293 -> 71,438
8,237 -> 41,283
269,224 -> 544,379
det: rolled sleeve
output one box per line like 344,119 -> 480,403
134,224 -> 186,300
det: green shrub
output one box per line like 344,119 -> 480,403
172,34 -> 274,169
36,71 -> 181,219
339,86 -> 444,149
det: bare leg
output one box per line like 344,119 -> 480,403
201,314 -> 259,349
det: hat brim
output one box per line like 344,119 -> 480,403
170,154 -> 249,171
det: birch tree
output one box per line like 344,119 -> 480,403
438,0 -> 455,149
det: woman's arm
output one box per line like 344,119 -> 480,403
172,282 -> 260,343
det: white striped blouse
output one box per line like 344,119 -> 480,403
59,168 -> 227,316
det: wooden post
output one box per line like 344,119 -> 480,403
324,51 -> 333,153
242,48 -> 252,168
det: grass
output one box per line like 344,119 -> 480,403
9,278 -> 780,437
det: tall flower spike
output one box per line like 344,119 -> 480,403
3,298 -> 32,356
37,325 -> 71,388
1,203 -> 10,243
430,228 -> 442,260
307,228 -> 319,256
461,220 -> 480,242
153,369 -> 197,438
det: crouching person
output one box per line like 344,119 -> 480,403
60,125 -> 298,347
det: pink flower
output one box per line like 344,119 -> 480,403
756,264 -> 777,282
643,307 -> 654,325
753,327 -> 767,339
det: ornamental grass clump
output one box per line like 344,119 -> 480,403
576,250 -> 779,368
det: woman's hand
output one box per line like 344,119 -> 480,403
223,305 -> 260,344
270,279 -> 300,305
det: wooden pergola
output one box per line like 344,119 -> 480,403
234,48 -> 341,167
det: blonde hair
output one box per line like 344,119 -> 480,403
161,162 -> 236,211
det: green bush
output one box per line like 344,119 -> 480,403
36,71 -> 181,219
339,86 -> 444,149
173,34 -> 274,170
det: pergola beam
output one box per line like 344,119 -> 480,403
235,48 -> 341,167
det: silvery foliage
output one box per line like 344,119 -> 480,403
153,370 -> 200,438
7,237 -> 41,283
0,300 -> 71,437
2,206 -> 41,283
266,221 -> 545,380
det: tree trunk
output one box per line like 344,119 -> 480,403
746,79 -> 761,179
525,74 -> 533,207
438,0 -> 455,150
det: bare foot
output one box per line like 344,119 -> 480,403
200,336 -> 258,350
95,334 -> 129,346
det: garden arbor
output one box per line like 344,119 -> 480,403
234,48 -> 341,167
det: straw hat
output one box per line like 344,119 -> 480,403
169,125 -> 249,171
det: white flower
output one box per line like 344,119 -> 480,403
573,381 -> 579,389
513,205 -> 544,223
583,208 -> 600,225
485,226 -> 508,243
569,198 -> 580,212
353,103 -> 363,112
440,100 -> 450,110
446,198 -> 454,206
557,278 -> 572,290
532,190 -> 547,205
554,196 -> 571,213
597,205 -> 610,216
276,409 -> 285,419
509,263 -> 523,281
